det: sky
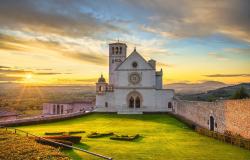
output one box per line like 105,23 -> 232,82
0,0 -> 249,85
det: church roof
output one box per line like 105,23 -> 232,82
115,48 -> 154,71
109,42 -> 127,46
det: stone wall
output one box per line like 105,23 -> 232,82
173,100 -> 226,133
173,99 -> 250,139
224,99 -> 250,139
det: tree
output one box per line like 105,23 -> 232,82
232,87 -> 249,99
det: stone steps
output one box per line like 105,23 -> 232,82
117,111 -> 143,114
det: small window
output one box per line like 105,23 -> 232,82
119,47 -> 122,54
61,105 -> 63,114
105,102 -> 108,107
57,105 -> 60,114
112,59 -> 114,63
168,102 -> 172,108
132,61 -> 138,68
215,123 -> 217,128
53,105 -> 56,114
112,47 -> 114,54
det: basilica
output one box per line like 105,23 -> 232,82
95,42 -> 174,114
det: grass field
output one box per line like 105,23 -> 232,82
17,113 -> 250,160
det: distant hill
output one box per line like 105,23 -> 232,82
179,83 -> 250,101
165,81 -> 228,94
0,83 -> 95,116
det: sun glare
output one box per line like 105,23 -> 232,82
23,73 -> 38,85
25,74 -> 33,80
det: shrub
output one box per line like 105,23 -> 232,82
36,138 -> 73,150
231,87 -> 249,99
42,135 -> 82,144
44,132 -> 65,135
68,131 -> 85,134
87,132 -> 114,138
110,134 -> 140,141
241,139 -> 250,149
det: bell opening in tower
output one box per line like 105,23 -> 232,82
108,42 -> 127,85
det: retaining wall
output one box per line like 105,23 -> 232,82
0,111 -> 92,127
173,99 -> 250,139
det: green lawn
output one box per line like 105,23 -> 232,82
17,113 -> 250,160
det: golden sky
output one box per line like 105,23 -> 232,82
0,0 -> 249,85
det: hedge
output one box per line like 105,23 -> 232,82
44,132 -> 65,135
68,131 -> 85,134
42,135 -> 82,144
87,132 -> 114,138
35,138 -> 73,149
196,126 -> 250,150
110,134 -> 140,141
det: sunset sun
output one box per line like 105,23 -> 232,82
24,74 -> 33,82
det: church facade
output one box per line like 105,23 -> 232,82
95,42 -> 174,114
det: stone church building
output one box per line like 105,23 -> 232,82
96,42 -> 174,114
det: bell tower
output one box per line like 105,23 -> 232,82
109,42 -> 127,84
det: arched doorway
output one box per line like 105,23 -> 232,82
210,116 -> 215,131
127,91 -> 142,109
135,97 -> 140,108
129,97 -> 134,108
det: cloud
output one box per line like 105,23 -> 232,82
0,74 -> 22,81
208,52 -> 229,61
34,72 -> 70,75
61,51 -> 107,66
0,66 -> 10,69
0,0 -> 249,43
0,33 -> 34,52
0,68 -> 32,74
0,33 -> 107,66
55,78 -> 97,84
204,74 -> 250,78
75,78 -> 98,83
224,48 -> 250,55
140,25 -> 178,39
0,67 -> 70,76
129,0 -> 250,42
0,0 -> 126,38
157,62 -> 174,68
35,68 -> 53,71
